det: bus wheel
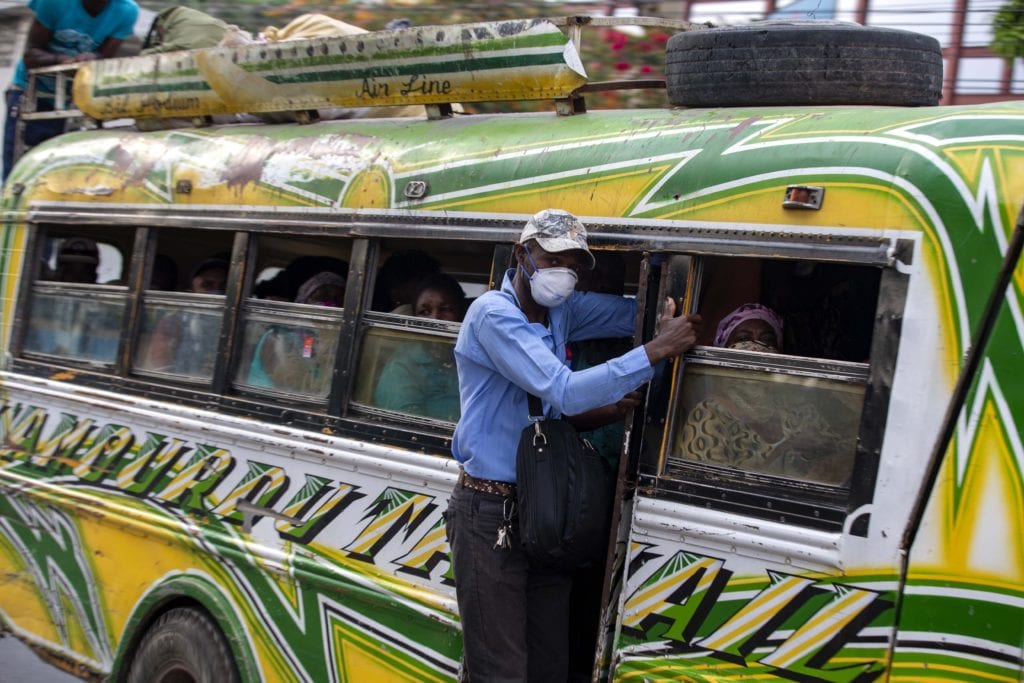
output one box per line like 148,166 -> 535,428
665,22 -> 943,107
127,607 -> 239,683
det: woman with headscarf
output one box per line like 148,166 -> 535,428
679,303 -> 856,485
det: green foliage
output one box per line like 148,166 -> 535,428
991,0 -> 1024,59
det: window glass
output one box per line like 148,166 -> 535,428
24,290 -> 125,363
23,226 -> 134,364
352,327 -> 460,422
371,238 -> 493,316
233,309 -> 341,398
38,233 -> 126,285
134,299 -> 222,377
132,228 -> 234,380
670,363 -> 865,487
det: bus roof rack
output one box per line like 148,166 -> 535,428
63,16 -> 704,124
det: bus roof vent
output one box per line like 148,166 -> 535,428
73,18 -> 591,122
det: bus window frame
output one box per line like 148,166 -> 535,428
348,310 -> 462,431
638,251 -> 909,535
13,222 -> 140,370
230,297 -> 347,404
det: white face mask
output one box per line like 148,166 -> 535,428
522,250 -> 578,308
529,267 -> 578,307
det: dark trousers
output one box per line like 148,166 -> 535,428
3,88 -> 64,183
446,482 -> 571,682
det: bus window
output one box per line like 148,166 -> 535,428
672,359 -> 866,487
349,238 -> 491,427
22,227 -> 134,364
371,238 -> 494,316
658,255 -> 890,526
232,235 -> 351,400
133,228 -> 234,380
352,327 -> 459,422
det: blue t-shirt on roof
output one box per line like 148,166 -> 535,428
13,0 -> 139,91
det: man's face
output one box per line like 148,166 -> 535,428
519,243 -> 585,278
191,268 -> 227,295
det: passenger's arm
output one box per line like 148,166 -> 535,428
474,304 -> 654,416
643,299 -> 701,365
22,20 -> 62,68
565,391 -> 641,432
96,37 -> 124,59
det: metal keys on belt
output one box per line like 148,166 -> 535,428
494,497 -> 516,549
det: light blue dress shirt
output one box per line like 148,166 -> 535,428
452,269 -> 654,482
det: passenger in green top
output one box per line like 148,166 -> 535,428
374,273 -> 466,421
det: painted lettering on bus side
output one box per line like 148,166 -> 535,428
394,517 -> 454,585
621,550 -> 891,682
114,433 -> 190,496
0,402 -> 48,458
213,460 -> 290,526
342,488 -> 437,564
399,75 -> 451,97
153,444 -> 236,511
71,424 -> 135,484
28,413 -> 96,476
358,78 -> 389,99
274,475 -> 365,544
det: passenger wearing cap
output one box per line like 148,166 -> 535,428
446,208 -> 700,681
55,237 -> 99,283
189,257 -> 228,295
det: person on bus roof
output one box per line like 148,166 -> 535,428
446,209 -> 700,681
3,0 -> 139,182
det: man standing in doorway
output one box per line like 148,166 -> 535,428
3,0 -> 139,182
447,208 -> 700,681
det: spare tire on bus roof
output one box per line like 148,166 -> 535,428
665,22 -> 943,107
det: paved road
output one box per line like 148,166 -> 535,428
0,636 -> 83,682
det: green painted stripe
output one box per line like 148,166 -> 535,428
243,30 -> 566,72
92,81 -> 213,96
96,68 -> 201,85
261,52 -> 572,86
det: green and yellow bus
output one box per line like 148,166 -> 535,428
1,17 -> 1022,682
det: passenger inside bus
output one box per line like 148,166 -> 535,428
567,250 -> 635,682
247,271 -> 346,391
253,255 -> 349,302
53,237 -> 99,283
149,253 -> 178,291
371,249 -> 441,314
677,303 -> 858,486
138,256 -> 229,375
188,256 -> 228,295
373,272 -> 465,421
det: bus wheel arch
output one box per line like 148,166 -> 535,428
112,577 -> 256,683
125,605 -> 240,683
665,22 -> 943,107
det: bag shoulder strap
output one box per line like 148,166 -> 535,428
527,393 -> 544,421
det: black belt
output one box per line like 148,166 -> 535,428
458,469 -> 516,498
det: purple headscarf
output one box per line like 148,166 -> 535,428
714,303 -> 784,349
296,272 -> 346,305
